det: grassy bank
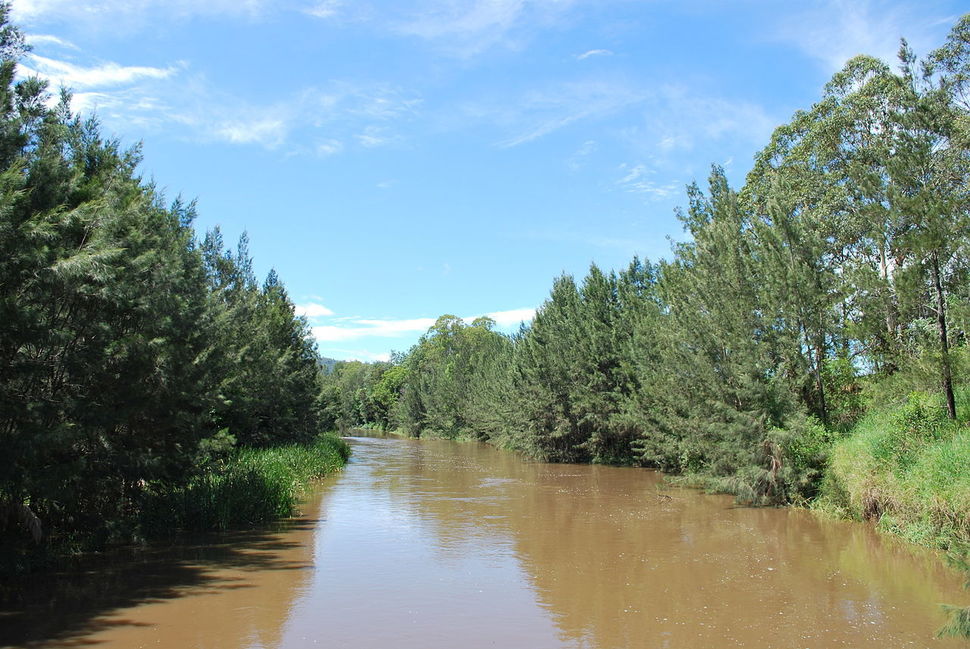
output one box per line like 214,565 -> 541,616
141,434 -> 350,534
816,390 -> 970,550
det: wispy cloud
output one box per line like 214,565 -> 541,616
493,79 -> 646,147
615,163 -> 677,199
576,48 -> 612,60
567,139 -> 596,171
179,83 -> 419,150
67,87 -> 165,121
513,226 -> 664,258
21,46 -> 421,152
773,0 -> 948,72
305,0 -> 343,19
214,117 -> 288,147
13,0 -> 272,27
637,85 -> 777,153
392,0 -> 580,57
355,125 -> 395,148
316,139 -> 344,156
22,54 -> 182,88
25,33 -> 79,50
467,78 -> 771,154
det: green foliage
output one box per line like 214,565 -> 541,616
395,314 -> 515,440
819,388 -> 970,549
317,360 -> 400,432
0,4 -> 333,566
939,545 -> 970,639
141,435 -> 349,533
339,14 -> 970,525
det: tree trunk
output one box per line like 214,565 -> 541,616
815,339 -> 829,427
931,250 -> 957,420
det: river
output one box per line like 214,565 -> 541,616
1,435 -> 966,648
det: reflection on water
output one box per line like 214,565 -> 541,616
0,497 -> 323,649
2,435 -> 966,649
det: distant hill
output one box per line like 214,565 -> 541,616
318,357 -> 339,374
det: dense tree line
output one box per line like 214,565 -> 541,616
0,5 -> 325,558
323,17 -> 970,507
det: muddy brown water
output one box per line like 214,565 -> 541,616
1,435 -> 966,649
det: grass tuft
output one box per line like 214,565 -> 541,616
141,434 -> 350,534
816,389 -> 970,549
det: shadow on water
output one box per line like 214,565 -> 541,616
0,511 -> 323,648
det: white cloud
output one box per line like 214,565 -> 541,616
316,139 -> 344,156
483,307 -> 535,327
212,116 -> 288,147
312,326 -> 363,342
22,54 -> 181,89
308,307 -> 535,344
393,0 -> 579,57
295,302 -> 336,318
24,49 -> 420,152
496,79 -> 646,147
773,0 -> 948,72
13,0 -> 271,25
305,0 -> 343,19
576,48 -> 612,60
25,34 -> 79,50
615,163 -> 677,199
312,317 -> 439,342
567,138 -> 596,170
639,85 -> 777,153
318,348 -> 393,362
356,125 -> 394,148
355,317 -> 440,334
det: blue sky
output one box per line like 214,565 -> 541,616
12,0 -> 967,361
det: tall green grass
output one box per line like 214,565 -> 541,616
141,434 -> 350,534
817,389 -> 970,549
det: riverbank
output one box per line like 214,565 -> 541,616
814,390 -> 970,551
141,434 -> 351,534
390,391 -> 969,553
1,434 -> 350,575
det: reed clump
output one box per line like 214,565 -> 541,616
142,434 -> 350,534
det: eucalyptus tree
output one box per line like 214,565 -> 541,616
892,35 -> 970,419
460,316 -> 516,442
394,314 -> 513,439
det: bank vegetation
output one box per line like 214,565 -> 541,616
321,19 -> 970,558
0,5 -> 345,572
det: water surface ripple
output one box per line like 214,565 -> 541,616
2,435 -> 965,648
